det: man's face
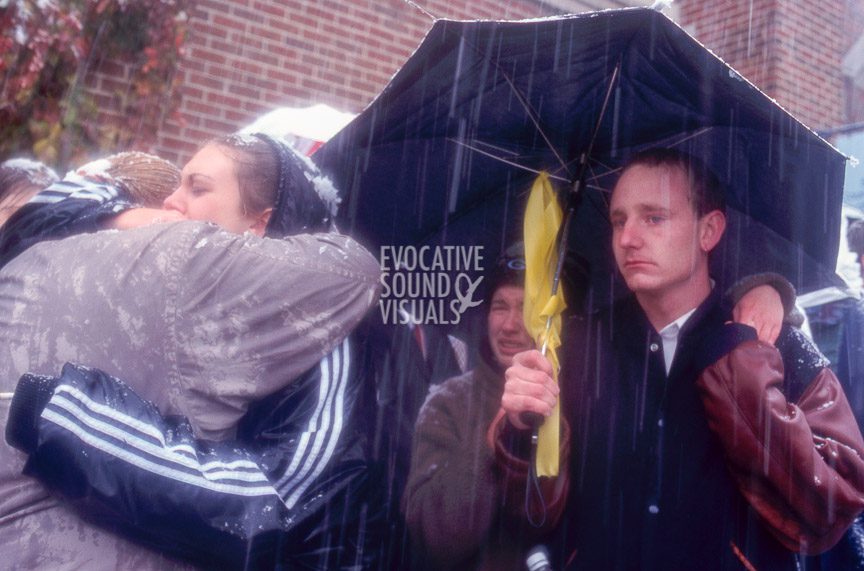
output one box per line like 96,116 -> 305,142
487,285 -> 534,368
609,163 -> 712,300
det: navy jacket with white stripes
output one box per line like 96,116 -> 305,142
7,338 -> 377,569
0,175 -> 133,269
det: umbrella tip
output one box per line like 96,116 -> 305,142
402,0 -> 437,20
649,0 -> 674,12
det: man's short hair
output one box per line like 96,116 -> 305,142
620,148 -> 726,217
849,219 -> 864,257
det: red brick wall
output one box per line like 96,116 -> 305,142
82,55 -> 177,155
74,2 -> 864,163
841,0 -> 864,124
679,0 -> 846,131
142,0 -> 560,164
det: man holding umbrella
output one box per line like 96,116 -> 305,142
496,148 -> 864,570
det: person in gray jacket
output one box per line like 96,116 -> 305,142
0,134 -> 380,568
403,255 -> 537,571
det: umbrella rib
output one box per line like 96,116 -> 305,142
447,138 -> 570,182
586,162 -> 613,194
665,127 -> 714,147
583,61 -> 621,162
551,154 -> 615,178
586,183 -> 610,193
401,0 -> 437,20
549,124 -> 711,180
497,71 -> 572,178
588,157 -> 618,176
469,139 -> 523,157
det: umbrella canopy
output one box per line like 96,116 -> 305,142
315,7 -> 847,306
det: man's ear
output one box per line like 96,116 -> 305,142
699,210 -> 726,253
249,208 -> 273,237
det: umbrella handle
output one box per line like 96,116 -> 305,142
525,318 -> 554,428
520,411 -> 545,431
522,314 -> 551,431
540,315 -> 553,355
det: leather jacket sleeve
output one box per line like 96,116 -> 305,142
697,339 -> 864,554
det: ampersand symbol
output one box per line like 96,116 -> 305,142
453,274 -> 484,314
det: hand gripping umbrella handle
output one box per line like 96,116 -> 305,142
519,318 -> 555,430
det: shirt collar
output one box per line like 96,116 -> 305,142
657,279 -> 716,340
658,307 -> 697,340
658,307 -> 698,375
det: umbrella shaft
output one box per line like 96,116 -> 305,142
540,316 -> 551,356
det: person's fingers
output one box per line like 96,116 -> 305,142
513,349 -> 555,379
504,365 -> 558,399
502,359 -> 558,429
748,314 -> 780,345
501,378 -> 558,412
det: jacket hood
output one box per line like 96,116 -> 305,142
253,133 -> 339,237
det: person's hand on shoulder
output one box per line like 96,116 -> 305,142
732,284 -> 783,345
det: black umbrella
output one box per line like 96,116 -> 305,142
315,7 -> 847,308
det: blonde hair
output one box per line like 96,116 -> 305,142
78,152 -> 180,207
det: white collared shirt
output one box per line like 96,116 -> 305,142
657,308 -> 697,374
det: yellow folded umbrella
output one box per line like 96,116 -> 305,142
522,172 -> 566,477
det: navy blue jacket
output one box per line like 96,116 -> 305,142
0,177 -> 133,269
548,289 -> 828,570
6,339 -> 378,569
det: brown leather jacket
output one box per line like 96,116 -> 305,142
698,340 -> 864,553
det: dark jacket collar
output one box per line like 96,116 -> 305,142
612,283 -> 724,336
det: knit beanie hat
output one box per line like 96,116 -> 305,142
485,242 -> 526,300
